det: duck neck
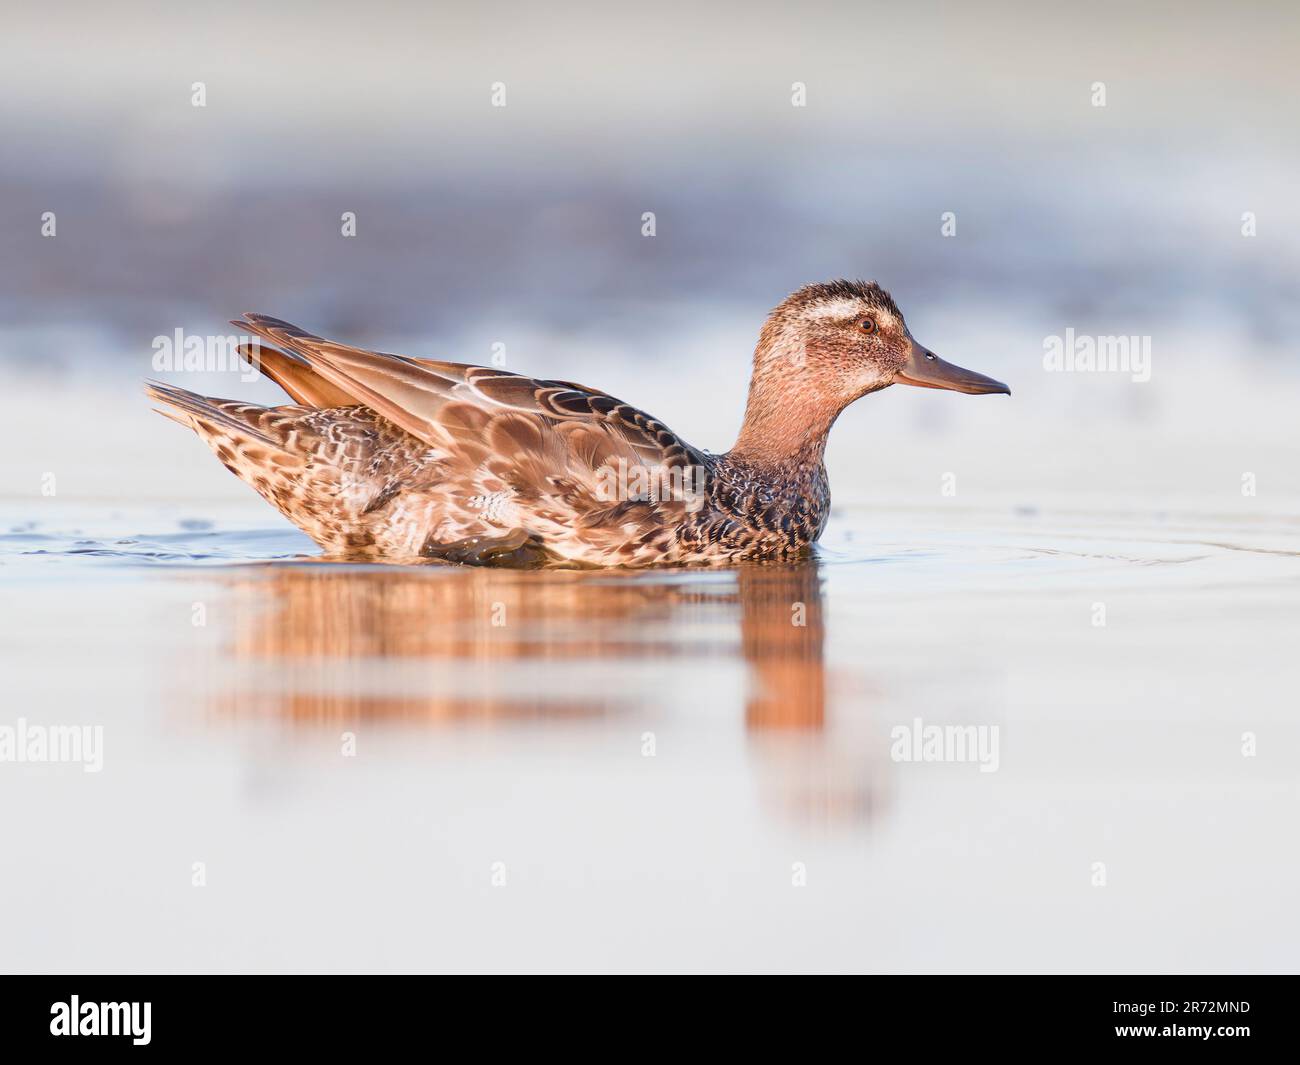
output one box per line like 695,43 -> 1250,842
727,352 -> 840,471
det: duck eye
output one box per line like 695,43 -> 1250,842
860,317 -> 877,335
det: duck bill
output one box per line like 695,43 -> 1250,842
896,338 -> 1010,395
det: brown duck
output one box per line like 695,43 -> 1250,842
146,280 -> 1009,566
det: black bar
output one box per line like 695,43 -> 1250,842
1,976 -> 1293,1052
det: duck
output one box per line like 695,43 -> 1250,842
146,280 -> 1009,567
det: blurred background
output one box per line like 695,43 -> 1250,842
1,1 -> 1298,974
2,0 -> 1298,507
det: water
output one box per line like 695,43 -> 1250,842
2,501 -> 1296,973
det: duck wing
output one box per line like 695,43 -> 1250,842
239,341 -> 357,408
234,314 -> 711,550
237,312 -> 704,463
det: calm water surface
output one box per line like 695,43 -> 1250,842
2,502 -> 1296,972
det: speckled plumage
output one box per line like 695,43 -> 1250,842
145,281 -> 1008,567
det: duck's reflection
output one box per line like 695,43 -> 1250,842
210,558 -> 887,823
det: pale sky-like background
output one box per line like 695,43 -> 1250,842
1,0 -> 1296,505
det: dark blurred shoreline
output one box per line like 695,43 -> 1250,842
4,133 -> 1297,357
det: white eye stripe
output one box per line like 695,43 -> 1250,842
803,299 -> 893,328
802,299 -> 865,320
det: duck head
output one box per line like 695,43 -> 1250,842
732,279 -> 1009,461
